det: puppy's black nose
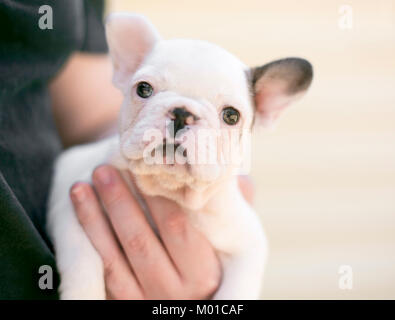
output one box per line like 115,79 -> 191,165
171,107 -> 196,135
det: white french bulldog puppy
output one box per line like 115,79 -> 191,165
47,13 -> 313,299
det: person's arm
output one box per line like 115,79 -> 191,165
49,52 -> 123,147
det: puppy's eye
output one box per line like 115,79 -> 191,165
136,82 -> 153,98
222,107 -> 240,125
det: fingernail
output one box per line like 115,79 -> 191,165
70,184 -> 86,203
94,166 -> 114,186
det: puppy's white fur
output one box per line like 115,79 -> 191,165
47,13 -> 312,299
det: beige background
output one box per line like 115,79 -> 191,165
107,0 -> 395,299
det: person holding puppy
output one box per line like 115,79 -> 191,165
0,0 -> 253,299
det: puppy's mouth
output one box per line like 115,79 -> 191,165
150,141 -> 188,165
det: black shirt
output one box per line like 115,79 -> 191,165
0,0 -> 107,299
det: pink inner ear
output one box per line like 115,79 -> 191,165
254,78 -> 298,125
105,13 -> 160,89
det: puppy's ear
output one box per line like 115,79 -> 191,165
248,58 -> 313,126
105,13 -> 160,90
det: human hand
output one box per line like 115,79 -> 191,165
69,165 -> 221,299
70,165 -> 255,299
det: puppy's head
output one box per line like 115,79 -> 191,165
106,13 -> 313,209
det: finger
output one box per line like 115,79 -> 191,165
238,175 -> 254,205
145,195 -> 221,296
70,182 -> 143,299
92,165 -> 181,298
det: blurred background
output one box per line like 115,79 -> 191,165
107,0 -> 395,299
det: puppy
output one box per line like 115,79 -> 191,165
47,13 -> 313,299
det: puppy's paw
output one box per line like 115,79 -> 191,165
61,287 -> 106,300
59,272 -> 106,300
58,254 -> 106,300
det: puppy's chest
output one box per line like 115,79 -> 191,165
112,154 -> 247,256
157,208 -> 243,255
121,181 -> 236,255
